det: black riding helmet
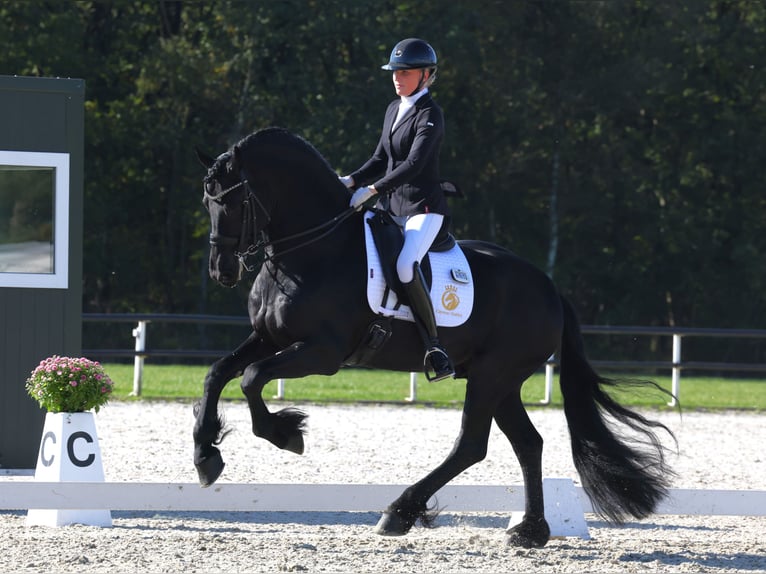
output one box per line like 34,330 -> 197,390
381,38 -> 437,72
382,38 -> 438,96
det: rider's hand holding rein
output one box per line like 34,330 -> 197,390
339,174 -> 377,211
350,185 -> 377,211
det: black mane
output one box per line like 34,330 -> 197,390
204,127 -> 338,187
236,127 -> 340,186
203,150 -> 232,184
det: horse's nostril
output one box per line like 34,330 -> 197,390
215,270 -> 240,288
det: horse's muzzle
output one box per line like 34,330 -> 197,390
209,251 -> 241,288
213,272 -> 239,288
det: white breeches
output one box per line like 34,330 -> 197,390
396,213 -> 445,283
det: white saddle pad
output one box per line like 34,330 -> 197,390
363,211 -> 474,327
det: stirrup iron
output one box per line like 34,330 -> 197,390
423,346 -> 455,382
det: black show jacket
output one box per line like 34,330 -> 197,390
349,92 -> 450,218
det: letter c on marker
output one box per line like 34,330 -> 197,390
41,431 -> 56,467
67,431 -> 95,467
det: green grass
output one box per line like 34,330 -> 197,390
102,363 -> 765,411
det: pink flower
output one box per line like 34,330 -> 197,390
27,354 -> 113,412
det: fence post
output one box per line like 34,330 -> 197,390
541,354 -> 555,405
669,333 -> 682,407
131,320 -> 148,397
406,372 -> 418,402
274,379 -> 285,400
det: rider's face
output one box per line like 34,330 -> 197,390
392,69 -> 428,97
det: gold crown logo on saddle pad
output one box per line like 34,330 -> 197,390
363,211 -> 474,327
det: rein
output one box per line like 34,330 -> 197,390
206,175 -> 356,271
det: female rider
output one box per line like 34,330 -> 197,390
339,38 -> 454,382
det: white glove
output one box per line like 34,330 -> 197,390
349,186 -> 377,211
339,175 -> 354,188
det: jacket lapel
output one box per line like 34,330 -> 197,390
383,102 -> 398,136
390,93 -> 432,136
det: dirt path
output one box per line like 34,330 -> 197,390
2,401 -> 765,573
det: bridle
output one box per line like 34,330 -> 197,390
204,171 -> 356,271
205,175 -> 267,271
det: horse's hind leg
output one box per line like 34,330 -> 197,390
193,332 -> 263,487
493,392 -> 550,548
375,374 -> 498,536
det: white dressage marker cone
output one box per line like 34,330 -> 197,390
26,412 -> 112,527
508,478 -> 590,539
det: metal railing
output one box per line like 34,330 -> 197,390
543,325 -> 766,406
82,313 -> 766,405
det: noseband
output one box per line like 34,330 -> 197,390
205,172 -> 355,271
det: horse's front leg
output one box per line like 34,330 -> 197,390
239,341 -> 340,455
193,332 -> 268,487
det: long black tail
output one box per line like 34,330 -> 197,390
558,295 -> 677,523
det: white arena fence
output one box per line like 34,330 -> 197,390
2,480 -> 765,516
82,313 -> 766,405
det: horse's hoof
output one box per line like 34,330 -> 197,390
283,433 -> 304,455
196,451 -> 225,487
374,511 -> 410,536
505,519 -> 550,548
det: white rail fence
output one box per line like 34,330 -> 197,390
3,481 -> 765,517
82,314 -> 766,405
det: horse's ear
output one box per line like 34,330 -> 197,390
195,147 -> 215,169
233,144 -> 243,167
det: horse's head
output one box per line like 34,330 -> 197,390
197,145 -> 255,287
197,128 -> 356,287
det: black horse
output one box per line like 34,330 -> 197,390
193,127 -> 676,548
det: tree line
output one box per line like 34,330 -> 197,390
1,1 -> 764,362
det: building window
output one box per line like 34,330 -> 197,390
0,151 -> 69,289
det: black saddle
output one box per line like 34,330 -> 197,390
344,207 -> 459,367
366,209 -> 455,306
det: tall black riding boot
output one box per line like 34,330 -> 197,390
402,263 -> 455,382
